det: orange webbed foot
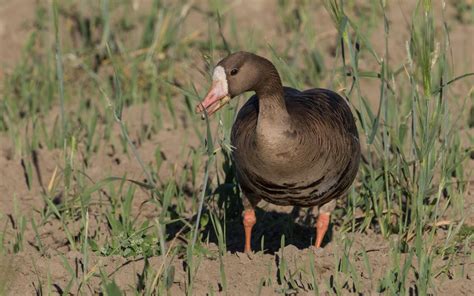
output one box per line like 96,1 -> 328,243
315,212 -> 330,248
243,209 -> 256,253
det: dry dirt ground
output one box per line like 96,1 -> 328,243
0,0 -> 473,295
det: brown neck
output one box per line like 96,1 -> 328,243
253,60 -> 292,149
253,61 -> 288,120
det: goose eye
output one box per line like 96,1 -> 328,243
230,68 -> 239,76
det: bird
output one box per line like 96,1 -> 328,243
196,51 -> 360,253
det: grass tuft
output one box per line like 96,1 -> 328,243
0,0 -> 471,294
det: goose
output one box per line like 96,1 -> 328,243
196,51 -> 360,252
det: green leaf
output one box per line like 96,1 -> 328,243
104,280 -> 123,296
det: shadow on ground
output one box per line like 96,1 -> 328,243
200,207 -> 333,254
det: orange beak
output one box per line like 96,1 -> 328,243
195,80 -> 231,118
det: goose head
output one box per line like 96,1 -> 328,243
195,51 -> 275,117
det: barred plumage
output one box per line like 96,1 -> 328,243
232,87 -> 360,208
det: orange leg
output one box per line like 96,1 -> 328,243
315,212 -> 330,248
243,209 -> 256,253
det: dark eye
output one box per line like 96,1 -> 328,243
230,68 -> 239,76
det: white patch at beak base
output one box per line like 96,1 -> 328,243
212,65 -> 228,94
195,65 -> 231,117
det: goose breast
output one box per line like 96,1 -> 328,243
231,88 -> 360,207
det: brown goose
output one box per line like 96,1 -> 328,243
196,52 -> 360,252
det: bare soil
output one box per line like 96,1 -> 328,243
0,0 -> 473,295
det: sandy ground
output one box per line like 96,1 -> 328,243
0,0 -> 473,295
